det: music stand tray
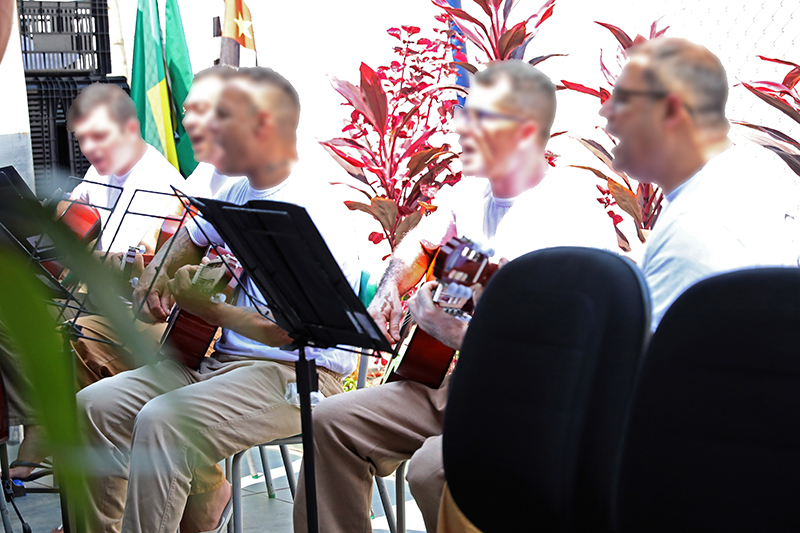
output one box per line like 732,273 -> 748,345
192,197 -> 391,532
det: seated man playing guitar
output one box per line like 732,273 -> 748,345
293,60 -> 617,533
7,82 -> 183,482
73,67 -> 361,533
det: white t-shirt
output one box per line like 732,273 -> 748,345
182,162 -> 236,199
641,145 -> 799,330
416,168 -> 619,260
71,144 -> 184,252
186,165 -> 362,375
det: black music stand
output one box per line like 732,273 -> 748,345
190,196 -> 391,533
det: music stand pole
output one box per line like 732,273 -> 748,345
293,343 -> 319,532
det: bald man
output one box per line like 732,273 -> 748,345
599,38 -> 797,330
74,67 -> 360,533
293,60 -> 617,533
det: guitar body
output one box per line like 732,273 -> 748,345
382,236 -> 498,388
42,201 -> 102,278
160,253 -> 242,370
160,309 -> 220,370
384,323 -> 455,388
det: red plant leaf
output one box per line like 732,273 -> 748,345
402,25 -> 421,35
329,76 -> 377,129
654,26 -> 669,38
407,147 -> 448,178
600,87 -> 611,104
344,200 -> 375,217
368,231 -> 384,244
528,53 -> 567,66
418,200 -> 438,213
569,164 -> 612,182
607,179 -> 645,241
370,197 -> 399,233
575,137 -> 632,187
599,50 -> 617,86
401,128 -> 437,161
756,55 -> 800,70
502,0 -> 518,21
533,1 -> 555,28
395,211 -> 422,244
785,69 -> 800,90
560,80 -> 603,99
330,181 -> 373,200
498,21 -> 529,60
387,27 -> 401,40
741,82 -> 800,125
595,21 -> 634,49
472,0 -> 494,18
432,0 -> 490,33
550,130 -> 568,137
453,61 -> 479,74
733,121 -> 800,149
615,226 -> 631,252
360,63 -> 388,135
632,34 -> 647,46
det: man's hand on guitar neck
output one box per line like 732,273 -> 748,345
168,265 -> 224,325
408,281 -> 468,351
367,284 -> 404,344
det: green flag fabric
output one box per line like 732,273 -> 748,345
131,0 -> 179,169
165,0 -> 197,175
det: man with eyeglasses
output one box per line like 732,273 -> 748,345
293,60 -> 617,533
599,37 -> 797,331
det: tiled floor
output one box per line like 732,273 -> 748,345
5,444 -> 427,533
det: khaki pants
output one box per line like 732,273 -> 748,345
437,483 -> 482,533
294,375 -> 450,533
77,354 -> 344,533
71,313 -> 166,389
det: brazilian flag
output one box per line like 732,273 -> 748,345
131,0 -> 197,175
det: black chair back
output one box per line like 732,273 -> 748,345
617,267 -> 800,532
443,247 -> 651,532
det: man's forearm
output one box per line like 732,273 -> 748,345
377,246 -> 435,297
217,305 -> 292,347
151,226 -> 204,277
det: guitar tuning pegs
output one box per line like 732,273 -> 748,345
210,293 -> 227,304
130,277 -> 139,288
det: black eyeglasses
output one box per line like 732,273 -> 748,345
452,104 -> 527,124
609,87 -> 669,108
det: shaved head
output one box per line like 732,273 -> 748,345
231,67 -> 301,140
474,60 -> 557,142
628,38 -> 729,129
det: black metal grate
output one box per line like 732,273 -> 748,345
26,75 -> 129,198
17,0 -> 111,74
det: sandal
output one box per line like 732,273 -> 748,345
9,459 -> 53,482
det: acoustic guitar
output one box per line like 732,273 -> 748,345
382,237 -> 499,388
159,251 -> 243,370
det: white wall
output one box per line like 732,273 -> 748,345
0,0 -> 34,191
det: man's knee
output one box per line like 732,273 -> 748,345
406,437 -> 444,499
312,391 -> 356,443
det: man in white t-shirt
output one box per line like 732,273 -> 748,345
293,61 -> 617,533
73,67 -> 360,533
598,38 -> 798,331
67,83 -> 183,255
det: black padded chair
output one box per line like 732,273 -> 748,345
616,267 -> 800,533
442,247 -> 651,532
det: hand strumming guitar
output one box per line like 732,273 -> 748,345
167,264 -> 226,325
133,260 -> 174,323
367,284 -> 404,344
407,281 -> 469,351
